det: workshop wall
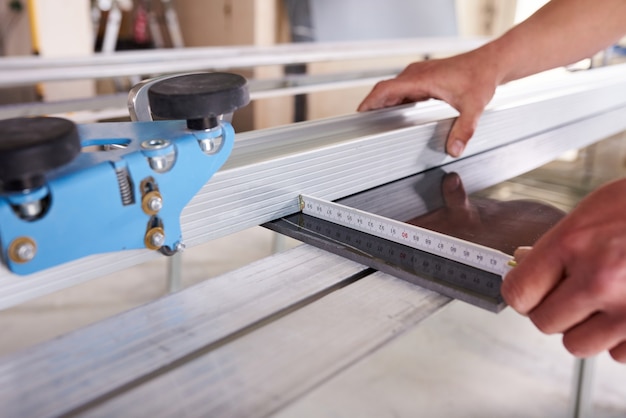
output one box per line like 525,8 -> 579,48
0,0 -> 35,104
176,0 -> 293,131
175,0 -> 522,126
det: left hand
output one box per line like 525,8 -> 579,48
357,49 -> 499,157
501,177 -> 626,362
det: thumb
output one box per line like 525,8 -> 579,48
445,107 -> 482,157
513,246 -> 533,264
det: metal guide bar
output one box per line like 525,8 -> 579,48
1,66 -> 626,308
0,68 -> 399,121
0,37 -> 485,87
267,213 -> 503,311
1,38 -> 485,68
299,195 -> 514,276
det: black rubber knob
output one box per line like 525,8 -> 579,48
0,117 -> 81,192
148,72 -> 250,130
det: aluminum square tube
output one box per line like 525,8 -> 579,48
0,37 -> 485,87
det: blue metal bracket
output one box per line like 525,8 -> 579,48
0,119 -> 234,275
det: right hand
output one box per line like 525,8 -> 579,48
357,50 -> 500,157
502,178 -> 626,362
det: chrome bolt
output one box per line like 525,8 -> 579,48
15,241 -> 36,262
147,155 -> 171,172
17,200 -> 43,219
147,195 -> 163,212
141,138 -> 171,150
193,128 -> 223,155
198,138 -> 215,153
174,242 -> 186,253
150,231 -> 166,248
141,139 -> 176,173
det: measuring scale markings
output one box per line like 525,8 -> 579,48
300,194 -> 515,278
294,213 -> 503,303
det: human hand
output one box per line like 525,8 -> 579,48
357,49 -> 500,157
501,178 -> 626,362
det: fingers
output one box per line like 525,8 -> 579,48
357,78 -> 421,112
513,246 -> 532,263
609,342 -> 626,363
445,106 -> 483,157
527,273 -> 596,334
561,312 -> 626,358
501,237 -> 565,315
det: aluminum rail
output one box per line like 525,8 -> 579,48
1,65 -> 626,308
0,68 -> 400,120
0,37 -> 485,87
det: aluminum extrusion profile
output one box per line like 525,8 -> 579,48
0,37 -> 485,87
0,68 -> 399,120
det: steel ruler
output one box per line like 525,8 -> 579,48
268,210 -> 504,311
299,194 -> 516,278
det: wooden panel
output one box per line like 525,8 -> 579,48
30,0 -> 95,100
175,0 -> 293,129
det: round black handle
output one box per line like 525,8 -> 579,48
0,117 -> 81,192
148,72 -> 250,130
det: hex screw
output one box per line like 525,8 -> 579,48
174,242 -> 186,253
144,227 -> 166,250
148,195 -> 163,212
140,139 -> 176,173
8,237 -> 37,263
142,191 -> 164,215
150,231 -> 165,248
141,138 -> 170,150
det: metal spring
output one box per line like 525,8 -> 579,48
115,167 -> 135,206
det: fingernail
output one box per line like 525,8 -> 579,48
448,140 -> 465,157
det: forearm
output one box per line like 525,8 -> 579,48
482,0 -> 626,84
